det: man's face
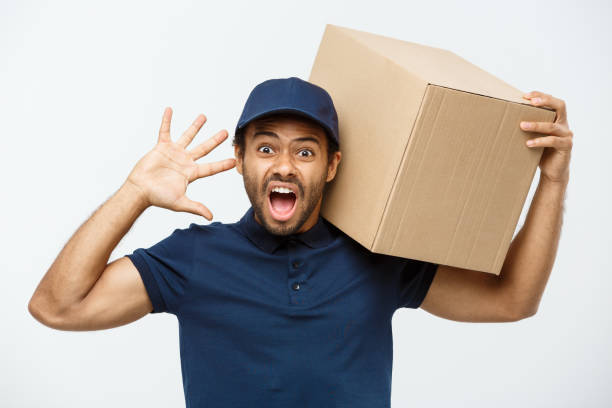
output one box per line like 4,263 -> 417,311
234,114 -> 341,236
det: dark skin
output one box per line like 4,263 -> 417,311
234,115 -> 342,236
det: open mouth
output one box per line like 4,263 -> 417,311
268,187 -> 297,222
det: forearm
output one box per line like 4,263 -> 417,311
498,176 -> 569,316
29,181 -> 149,317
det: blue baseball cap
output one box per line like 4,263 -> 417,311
235,76 -> 339,147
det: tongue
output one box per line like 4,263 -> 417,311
270,192 -> 295,214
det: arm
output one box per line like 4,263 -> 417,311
28,108 -> 236,330
420,91 -> 573,322
28,182 -> 149,329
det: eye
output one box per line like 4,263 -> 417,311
298,149 -> 314,158
258,145 -> 274,154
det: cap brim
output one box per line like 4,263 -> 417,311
236,107 -> 337,146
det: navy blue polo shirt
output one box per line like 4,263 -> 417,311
126,206 -> 438,408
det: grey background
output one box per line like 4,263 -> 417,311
3,0 -> 610,406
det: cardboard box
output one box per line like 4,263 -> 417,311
308,24 -> 556,275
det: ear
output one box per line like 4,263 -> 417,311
234,144 -> 243,175
326,151 -> 342,182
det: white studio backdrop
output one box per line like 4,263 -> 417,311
2,0 -> 610,406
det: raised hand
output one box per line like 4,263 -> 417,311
125,107 -> 236,220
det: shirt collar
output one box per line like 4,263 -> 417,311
238,206 -> 336,254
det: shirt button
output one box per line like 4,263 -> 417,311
292,282 -> 300,291
292,261 -> 300,269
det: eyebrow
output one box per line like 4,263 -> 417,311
252,131 -> 321,146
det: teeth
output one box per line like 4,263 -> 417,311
271,186 -> 294,194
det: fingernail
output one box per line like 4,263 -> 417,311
526,140 -> 535,146
521,121 -> 533,129
532,97 -> 541,104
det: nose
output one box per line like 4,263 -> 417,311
271,149 -> 297,178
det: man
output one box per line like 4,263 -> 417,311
28,77 -> 573,407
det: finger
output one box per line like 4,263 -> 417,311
520,121 -> 573,137
188,129 -> 229,161
172,195 -> 213,221
158,107 -> 173,144
196,157 -> 237,178
522,91 -> 567,123
176,113 -> 207,149
525,135 -> 573,151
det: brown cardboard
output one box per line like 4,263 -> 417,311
308,24 -> 556,275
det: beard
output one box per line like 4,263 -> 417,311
242,161 -> 328,236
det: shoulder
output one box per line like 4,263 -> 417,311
188,219 -> 241,236
186,219 -> 247,245
323,219 -> 407,269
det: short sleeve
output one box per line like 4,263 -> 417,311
125,225 -> 195,315
397,258 -> 438,309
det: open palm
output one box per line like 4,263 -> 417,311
126,107 -> 236,220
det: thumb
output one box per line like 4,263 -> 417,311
173,195 -> 213,221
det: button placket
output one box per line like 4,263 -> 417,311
286,238 -> 306,305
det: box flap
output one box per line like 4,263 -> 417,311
328,24 -> 532,106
